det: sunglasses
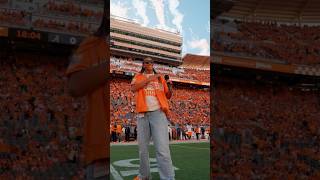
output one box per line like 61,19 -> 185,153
144,62 -> 153,64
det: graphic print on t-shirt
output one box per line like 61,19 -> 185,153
144,79 -> 163,96
131,74 -> 164,111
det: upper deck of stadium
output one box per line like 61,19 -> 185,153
110,16 -> 183,65
111,16 -> 182,44
0,0 -> 104,35
220,0 -> 320,24
212,0 -> 320,77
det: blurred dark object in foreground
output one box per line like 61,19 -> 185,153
211,0 -> 235,19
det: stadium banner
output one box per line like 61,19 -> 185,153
111,69 -> 210,86
213,54 -> 296,74
48,33 -> 84,45
270,63 -> 296,74
8,28 -> 47,41
124,72 -> 135,76
213,55 -> 257,69
214,53 -> 320,76
170,77 -> 210,86
293,65 -> 320,76
0,27 -> 8,37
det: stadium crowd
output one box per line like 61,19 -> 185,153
212,76 -> 320,179
0,8 -> 28,26
0,0 -> 102,35
32,17 -> 97,35
183,68 -> 210,82
0,51 -> 210,178
0,53 -> 86,179
111,56 -> 210,83
110,77 -> 210,143
213,20 -> 320,65
45,0 -> 103,19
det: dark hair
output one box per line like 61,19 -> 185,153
140,57 -> 156,73
94,0 -> 108,37
140,61 -> 157,74
140,62 -> 161,83
140,66 -> 145,73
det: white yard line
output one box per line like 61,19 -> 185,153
111,140 -> 209,146
110,164 -> 124,180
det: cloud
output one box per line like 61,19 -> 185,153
181,43 -> 188,55
180,30 -> 188,55
188,27 -> 196,39
188,38 -> 210,56
132,0 -> 149,26
110,0 -> 129,18
168,0 -> 183,33
150,0 -> 175,32
150,0 -> 165,28
187,26 -> 209,55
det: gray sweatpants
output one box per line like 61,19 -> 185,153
137,109 -> 175,180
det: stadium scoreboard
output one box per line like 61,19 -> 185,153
48,33 -> 83,45
10,29 -> 44,41
5,27 -> 85,46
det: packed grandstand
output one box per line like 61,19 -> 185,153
0,0 -> 210,179
110,74 -> 210,143
212,0 -> 320,179
0,0 -> 103,35
109,16 -> 210,143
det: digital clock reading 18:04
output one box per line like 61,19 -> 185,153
16,30 -> 41,40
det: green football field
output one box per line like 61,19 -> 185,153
110,142 -> 210,180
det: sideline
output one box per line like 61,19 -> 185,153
111,139 -> 209,146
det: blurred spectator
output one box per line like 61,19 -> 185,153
110,76 -> 210,143
212,75 -> 320,178
213,20 -> 320,65
0,9 -> 29,26
0,1 -> 102,34
45,0 -> 103,20
111,56 -> 210,83
32,17 -> 98,35
0,52 -> 86,179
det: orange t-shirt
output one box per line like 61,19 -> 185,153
116,124 -> 122,134
111,125 -> 116,133
196,127 -> 201,134
66,35 -> 109,165
132,73 -> 170,113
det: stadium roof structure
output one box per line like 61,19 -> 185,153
219,0 -> 320,23
111,15 -> 182,37
180,54 -> 210,70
